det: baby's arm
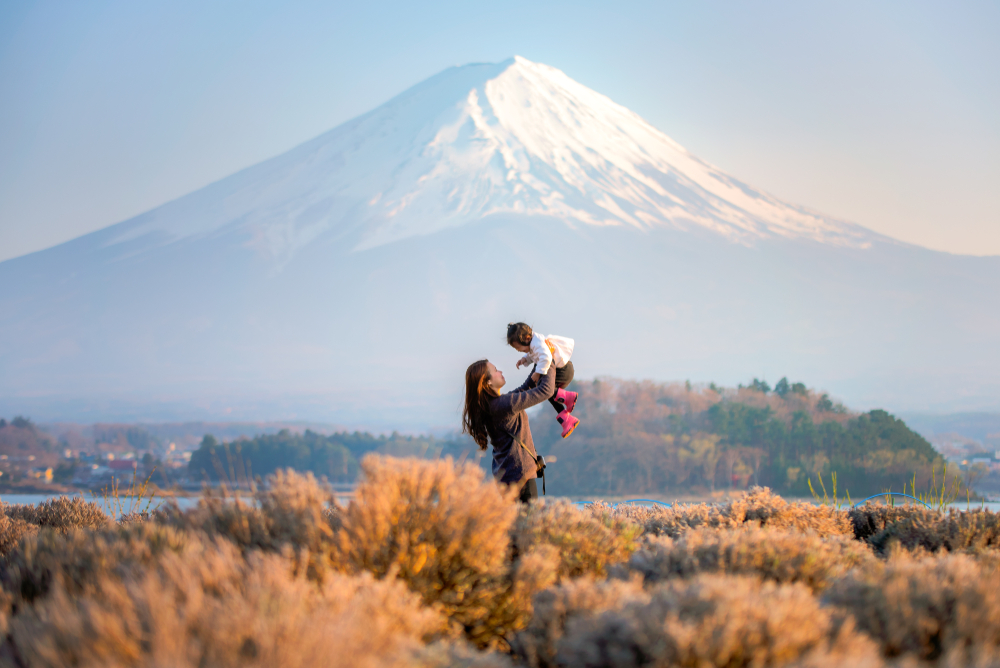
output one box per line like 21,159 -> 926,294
531,335 -> 553,376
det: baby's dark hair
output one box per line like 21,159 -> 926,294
506,322 -> 533,347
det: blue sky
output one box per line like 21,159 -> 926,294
1,0 -> 997,262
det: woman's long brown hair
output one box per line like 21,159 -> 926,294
462,359 -> 496,450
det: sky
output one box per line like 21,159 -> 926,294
0,0 -> 997,263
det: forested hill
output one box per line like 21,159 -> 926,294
188,378 -> 949,497
188,431 -> 445,485
528,378 -> 946,496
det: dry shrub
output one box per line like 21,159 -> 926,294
256,468 -> 336,548
736,487 -> 853,536
512,575 -> 648,667
157,469 -> 339,578
2,497 -> 110,533
513,500 -> 641,579
0,515 -> 38,558
611,487 -> 851,538
5,538 -> 448,668
414,641 -> 516,668
627,527 -> 874,592
1,522 -> 193,606
825,550 -> 1000,663
847,502 -> 940,542
337,455 -> 551,648
157,493 -> 271,549
516,574 -> 880,668
118,511 -> 150,525
605,499 -> 736,538
868,508 -> 1000,555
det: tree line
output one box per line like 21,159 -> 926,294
527,377 -> 949,496
188,430 -> 443,484
188,377 -> 954,498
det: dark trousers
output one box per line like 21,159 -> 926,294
518,478 -> 538,503
531,361 -> 575,414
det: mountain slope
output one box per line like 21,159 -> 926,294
1,57 -> 998,428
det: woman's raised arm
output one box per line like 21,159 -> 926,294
491,366 -> 556,414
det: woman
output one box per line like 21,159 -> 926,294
462,359 -> 556,502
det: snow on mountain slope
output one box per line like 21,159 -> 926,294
106,57 -> 874,264
357,56 -> 874,250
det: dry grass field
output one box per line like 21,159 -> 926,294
0,455 -> 999,667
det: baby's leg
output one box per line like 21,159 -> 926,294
548,362 -> 576,413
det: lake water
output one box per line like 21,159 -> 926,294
0,492 -> 353,514
0,493 -> 202,512
3,492 -> 999,514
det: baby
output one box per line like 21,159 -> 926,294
506,322 -> 580,438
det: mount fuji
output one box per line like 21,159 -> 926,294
2,57 -> 998,428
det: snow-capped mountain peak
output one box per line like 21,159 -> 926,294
353,55 -> 874,250
109,57 -> 873,261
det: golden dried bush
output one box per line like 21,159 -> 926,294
5,538 -> 448,668
513,500 -> 641,579
735,487 -> 853,536
517,574 -> 880,668
1,522 -> 193,606
512,574 -> 648,668
607,500 -> 738,538
336,455 -> 545,648
610,487 -> 852,538
824,550 -> 1000,663
847,502 -> 939,542
868,508 -> 1000,555
13,462 -> 1000,668
0,514 -> 38,558
157,469 -> 340,578
627,527 -> 874,592
2,496 -> 110,533
157,493 -> 273,549
256,468 -> 337,549
412,641 -> 516,668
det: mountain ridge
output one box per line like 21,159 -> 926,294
44,57 -> 884,265
1,57 -> 998,427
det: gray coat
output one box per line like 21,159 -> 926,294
485,365 -> 556,487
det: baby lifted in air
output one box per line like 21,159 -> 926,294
506,322 -> 579,438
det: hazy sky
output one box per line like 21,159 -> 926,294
1,0 -> 997,262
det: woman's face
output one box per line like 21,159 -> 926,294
486,361 -> 506,391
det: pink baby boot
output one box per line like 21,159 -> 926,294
555,387 -> 578,413
557,410 -> 580,439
